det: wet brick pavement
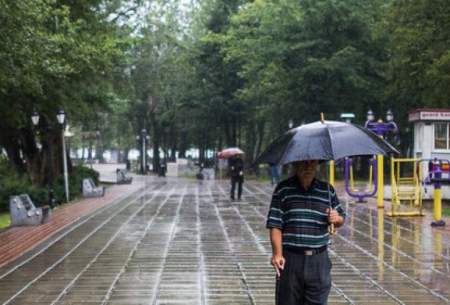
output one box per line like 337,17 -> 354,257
0,177 -> 449,305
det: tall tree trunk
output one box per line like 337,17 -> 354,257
123,148 -> 129,163
170,148 -> 176,161
253,121 -> 265,163
231,118 -> 237,147
150,113 -> 160,173
178,129 -> 188,158
117,135 -> 122,163
169,125 -> 177,162
223,117 -> 233,147
0,129 -> 27,175
95,137 -> 104,163
0,119 -> 72,189
88,141 -> 93,161
81,142 -> 85,161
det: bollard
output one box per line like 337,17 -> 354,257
431,165 -> 445,227
349,163 -> 354,190
377,154 -> 384,208
422,158 -> 447,227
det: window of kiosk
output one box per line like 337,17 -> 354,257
434,122 -> 450,151
414,123 -> 422,152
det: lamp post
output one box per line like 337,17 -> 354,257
31,111 -> 56,208
56,109 -> 70,203
364,109 -> 399,209
136,129 -> 150,174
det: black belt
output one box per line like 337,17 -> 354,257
284,245 -> 327,256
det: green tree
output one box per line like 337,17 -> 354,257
214,0 -> 389,161
386,0 -> 450,109
0,0 -> 129,185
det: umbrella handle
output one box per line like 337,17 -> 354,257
329,223 -> 336,235
328,208 -> 337,235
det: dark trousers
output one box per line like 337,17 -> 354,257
230,176 -> 243,199
276,250 -> 332,305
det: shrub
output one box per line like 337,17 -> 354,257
0,157 -> 100,211
0,158 -> 33,211
53,165 -> 99,203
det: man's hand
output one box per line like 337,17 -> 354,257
271,254 -> 285,278
327,208 -> 343,226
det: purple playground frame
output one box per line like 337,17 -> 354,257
420,158 -> 450,188
364,119 -> 400,144
344,157 -> 378,203
418,158 -> 450,227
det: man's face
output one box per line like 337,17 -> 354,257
295,160 -> 319,181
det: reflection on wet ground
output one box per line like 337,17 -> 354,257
0,178 -> 449,304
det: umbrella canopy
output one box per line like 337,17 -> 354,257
217,147 -> 244,159
255,120 -> 399,165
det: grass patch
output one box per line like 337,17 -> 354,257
443,207 -> 450,217
0,212 -> 10,229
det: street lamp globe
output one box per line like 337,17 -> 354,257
288,119 -> 293,129
386,109 -> 394,122
56,109 -> 66,125
31,111 -> 40,126
366,109 -> 375,122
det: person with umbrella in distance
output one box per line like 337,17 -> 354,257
218,147 -> 246,201
256,115 -> 398,305
228,153 -> 244,201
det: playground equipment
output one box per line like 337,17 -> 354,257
409,108 -> 450,200
344,157 -> 377,203
419,158 -> 449,226
329,113 -> 356,185
364,109 -> 400,208
388,158 -> 423,217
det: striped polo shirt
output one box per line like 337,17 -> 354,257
266,176 -> 346,249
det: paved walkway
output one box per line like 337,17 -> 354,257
0,181 -> 142,268
0,178 -> 449,304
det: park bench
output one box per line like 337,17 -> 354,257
9,194 -> 51,226
116,169 -> 133,184
82,178 -> 105,198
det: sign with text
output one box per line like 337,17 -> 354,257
409,110 -> 450,122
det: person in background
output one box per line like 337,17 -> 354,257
270,163 -> 280,186
228,154 -> 244,200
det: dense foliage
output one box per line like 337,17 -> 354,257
0,0 -> 449,186
176,0 -> 450,162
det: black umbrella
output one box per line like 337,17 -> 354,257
256,119 -> 399,235
255,120 -> 399,165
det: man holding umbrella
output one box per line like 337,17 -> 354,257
256,116 -> 398,304
267,160 -> 345,304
